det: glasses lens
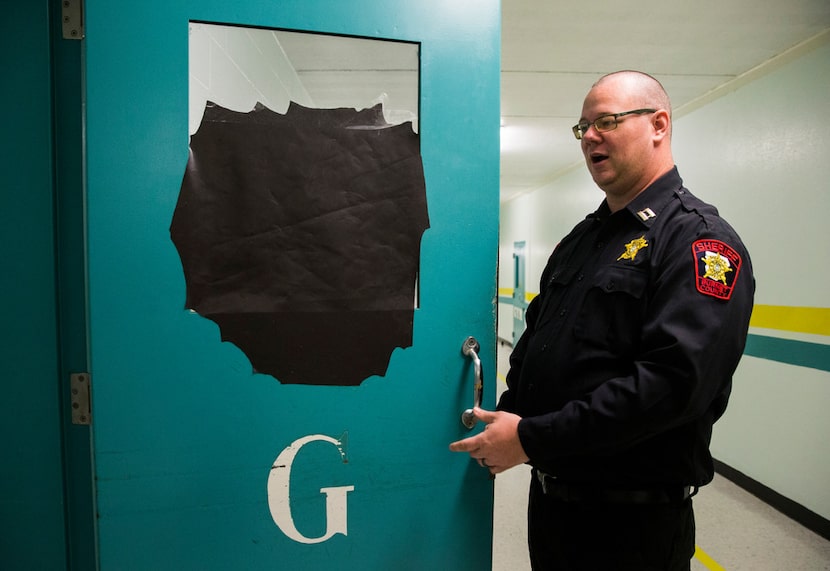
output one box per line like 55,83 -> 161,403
594,116 -> 618,132
573,123 -> 588,139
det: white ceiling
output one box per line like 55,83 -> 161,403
500,0 -> 830,201
277,2 -> 829,202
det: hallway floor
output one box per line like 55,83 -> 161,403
492,343 -> 830,570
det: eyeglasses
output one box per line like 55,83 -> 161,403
572,109 -> 657,140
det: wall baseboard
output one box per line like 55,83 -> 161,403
714,459 -> 830,541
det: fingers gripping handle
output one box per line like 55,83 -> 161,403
461,336 -> 483,429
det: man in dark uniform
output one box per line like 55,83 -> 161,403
450,70 -> 755,570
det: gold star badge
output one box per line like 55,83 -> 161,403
701,251 -> 733,284
618,236 -> 649,261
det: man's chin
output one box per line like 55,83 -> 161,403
589,168 -> 614,190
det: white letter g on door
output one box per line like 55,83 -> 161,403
267,434 -> 354,544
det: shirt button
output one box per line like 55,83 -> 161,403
577,274 -> 584,281
559,309 -> 567,316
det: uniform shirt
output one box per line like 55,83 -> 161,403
498,167 -> 755,488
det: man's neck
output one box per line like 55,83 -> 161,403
605,163 -> 675,213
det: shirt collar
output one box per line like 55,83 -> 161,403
591,166 -> 684,228
588,166 -> 684,226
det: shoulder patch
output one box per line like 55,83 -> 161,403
692,239 -> 743,300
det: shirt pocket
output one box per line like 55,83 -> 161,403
533,265 -> 580,329
573,264 -> 649,353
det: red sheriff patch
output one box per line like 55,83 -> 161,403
692,239 -> 743,300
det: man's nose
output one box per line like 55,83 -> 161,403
582,123 -> 602,141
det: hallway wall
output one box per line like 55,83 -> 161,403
0,3 -> 67,567
498,35 -> 830,521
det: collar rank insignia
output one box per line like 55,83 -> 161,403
636,208 -> 656,221
618,236 -> 649,261
692,239 -> 743,300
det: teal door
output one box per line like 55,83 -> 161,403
83,0 -> 500,568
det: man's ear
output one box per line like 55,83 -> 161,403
652,109 -> 671,141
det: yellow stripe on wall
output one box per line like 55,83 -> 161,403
750,305 -> 830,336
499,292 -> 829,337
497,288 -> 536,303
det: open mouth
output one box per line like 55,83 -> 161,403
590,153 -> 609,165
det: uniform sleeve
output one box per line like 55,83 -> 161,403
516,222 -> 755,462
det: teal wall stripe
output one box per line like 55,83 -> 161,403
744,334 -> 830,373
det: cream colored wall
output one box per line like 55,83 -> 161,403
498,37 -> 830,519
674,39 -> 830,521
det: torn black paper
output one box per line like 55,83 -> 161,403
170,101 -> 429,385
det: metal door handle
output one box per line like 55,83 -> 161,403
461,336 -> 483,429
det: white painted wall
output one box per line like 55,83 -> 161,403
676,40 -> 830,521
499,38 -> 830,519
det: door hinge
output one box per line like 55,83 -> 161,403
62,0 -> 85,40
70,373 -> 92,425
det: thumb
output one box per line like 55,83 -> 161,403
473,407 -> 499,424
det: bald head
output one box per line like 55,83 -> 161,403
594,70 -> 672,122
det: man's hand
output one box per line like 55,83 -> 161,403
449,407 -> 529,474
